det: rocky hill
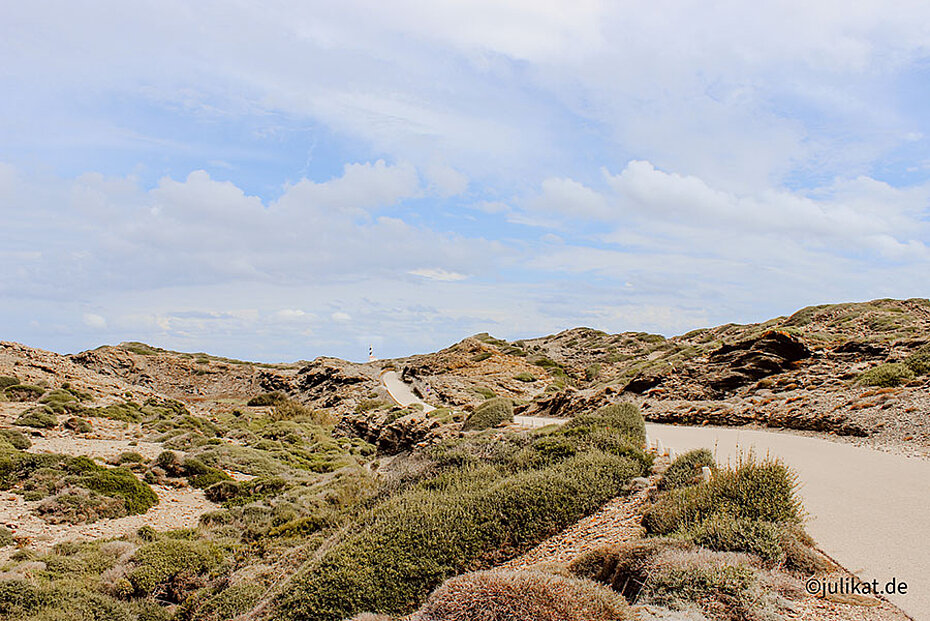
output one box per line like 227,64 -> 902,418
0,298 -> 925,621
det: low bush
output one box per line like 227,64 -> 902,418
905,344 -> 930,375
570,540 -> 773,619
562,403 -> 646,447
0,526 -> 13,547
470,352 -> 493,362
659,448 -> 715,490
86,402 -> 145,423
463,398 -> 514,431
152,451 -> 185,477
0,429 -> 31,450
355,399 -> 389,413
275,451 -> 646,621
81,466 -> 159,514
514,372 -> 537,383
115,451 -> 145,465
267,514 -> 331,539
37,487 -> 127,523
643,457 -> 800,535
189,583 -> 265,621
128,539 -> 224,600
409,570 -> 631,621
585,363 -> 602,381
856,363 -> 915,387
182,457 -> 232,489
641,547 -> 757,616
686,514 -> 785,564
204,481 -> 240,503
38,389 -> 85,414
247,392 -> 286,407
14,406 -> 58,429
65,417 -> 93,433
0,376 -> 20,390
0,580 -> 42,615
2,384 -> 44,402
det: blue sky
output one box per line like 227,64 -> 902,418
2,1 -> 929,362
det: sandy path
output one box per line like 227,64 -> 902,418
381,371 -> 435,412
382,371 -> 569,429
647,423 -> 930,621
512,415 -> 568,428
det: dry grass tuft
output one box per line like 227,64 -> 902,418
410,569 -> 632,621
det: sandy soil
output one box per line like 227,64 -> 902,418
0,484 -> 214,555
647,423 -> 929,621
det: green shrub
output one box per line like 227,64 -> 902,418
267,514 -> 331,538
0,580 -> 42,615
472,386 -> 496,400
191,583 -> 265,621
659,448 -> 715,490
562,402 -> 646,447
0,376 -> 20,390
64,417 -> 93,433
85,402 -> 145,423
0,526 -> 13,547
182,457 -> 232,488
355,399 -> 389,413
470,352 -> 493,362
204,480 -> 240,503
2,384 -> 44,402
411,570 -> 631,621
82,467 -> 159,515
686,514 -> 785,563
137,525 -> 159,542
121,342 -> 162,356
642,550 -> 756,614
115,451 -> 145,465
37,487 -> 127,523
856,363 -> 915,387
247,392 -> 286,406
14,406 -> 58,429
275,451 -> 645,621
0,429 -> 31,450
569,540 -> 764,619
153,451 -> 185,477
128,539 -> 224,598
585,363 -> 602,381
643,457 -> 801,535
514,372 -> 537,383
905,345 -> 930,375
38,389 -> 85,414
463,397 -> 514,430
532,435 -> 577,461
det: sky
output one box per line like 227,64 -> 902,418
1,1 -> 929,362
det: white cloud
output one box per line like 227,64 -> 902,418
409,268 -> 467,281
82,313 -> 107,329
424,163 -> 469,197
331,311 -> 352,322
527,177 -> 611,220
0,161 -> 500,299
277,160 -> 421,214
604,160 -> 930,259
273,309 -> 314,322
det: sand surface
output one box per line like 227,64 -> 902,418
647,423 -> 930,621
